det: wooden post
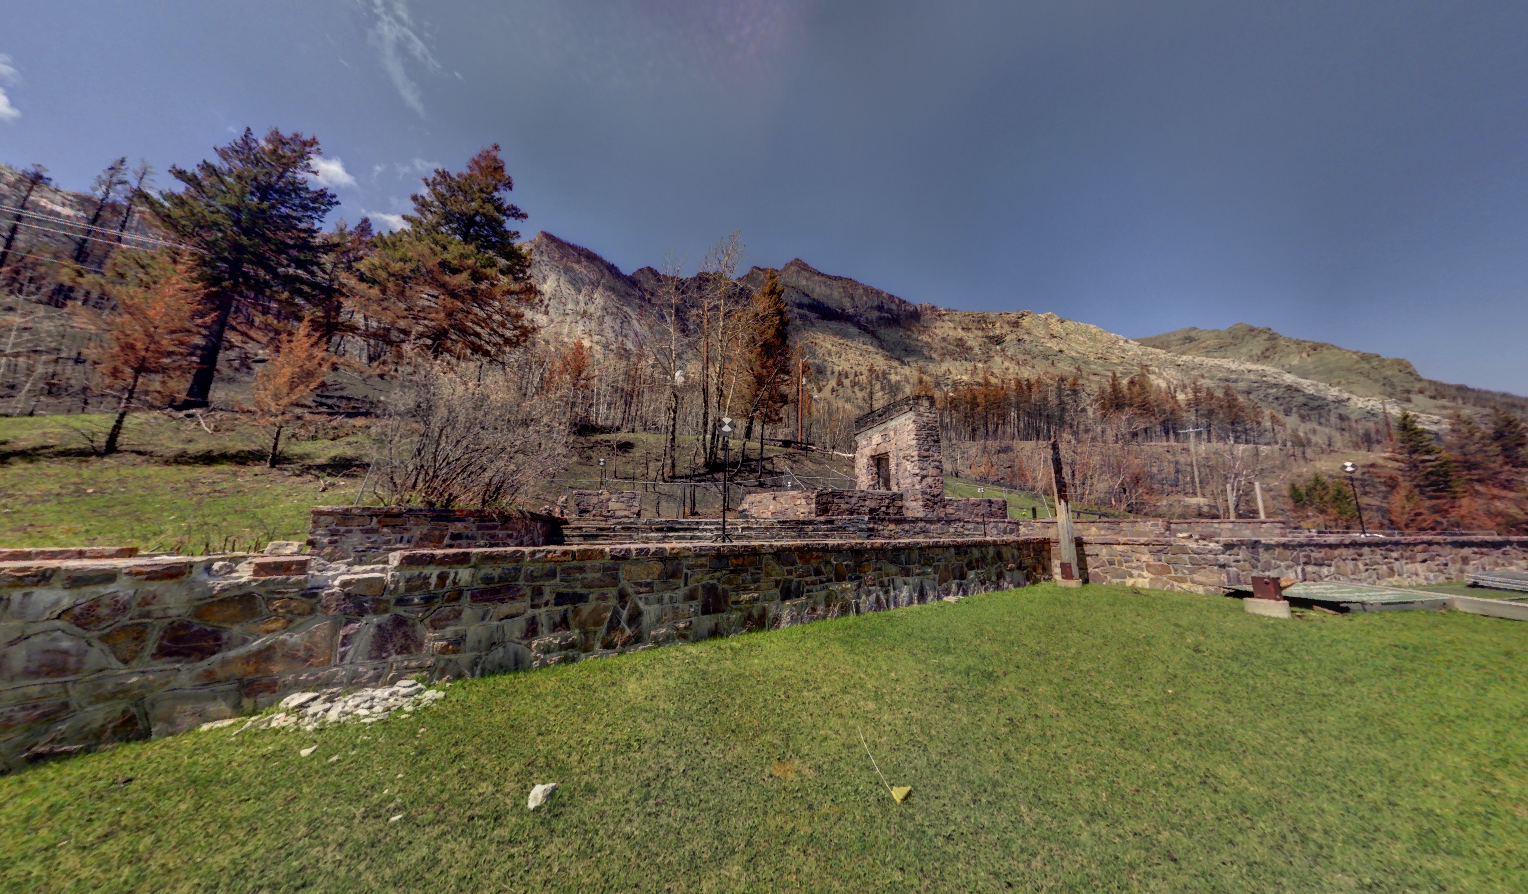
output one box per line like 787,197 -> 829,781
1188,429 -> 1202,498
1254,481 -> 1266,520
1050,439 -> 1082,587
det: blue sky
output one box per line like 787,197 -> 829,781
3,1 -> 1527,394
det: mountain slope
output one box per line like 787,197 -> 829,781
1140,323 -> 1528,416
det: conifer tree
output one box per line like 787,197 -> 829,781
82,253 -> 209,455
251,319 -> 335,467
352,146 -> 538,364
1393,411 -> 1459,498
145,128 -> 339,408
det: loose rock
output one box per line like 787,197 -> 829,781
300,746 -> 318,757
528,783 -> 559,811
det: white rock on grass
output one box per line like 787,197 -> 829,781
300,746 -> 318,757
280,692 -> 321,711
527,783 -> 559,811
198,718 -> 240,732
225,680 -> 450,737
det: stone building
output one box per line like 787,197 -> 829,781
738,393 -> 1004,520
852,395 -> 946,516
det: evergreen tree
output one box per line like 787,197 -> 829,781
353,146 -> 538,364
1393,411 -> 1459,498
144,128 -> 339,408
1489,409 -> 1526,470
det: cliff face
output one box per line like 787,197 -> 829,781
523,231 -> 1528,428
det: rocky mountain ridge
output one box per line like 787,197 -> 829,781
524,232 -> 1524,429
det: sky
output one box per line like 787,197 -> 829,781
3,0 -> 1528,394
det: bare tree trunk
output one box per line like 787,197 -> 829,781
178,290 -> 235,409
267,423 -> 284,468
104,368 -> 142,456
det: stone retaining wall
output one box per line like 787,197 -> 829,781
1082,535 -> 1528,594
1,536 -> 1050,772
307,507 -> 561,564
557,490 -> 642,520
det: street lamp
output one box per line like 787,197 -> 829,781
717,418 -> 734,542
598,457 -> 606,489
1342,461 -> 1368,536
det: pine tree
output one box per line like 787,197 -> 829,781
1393,411 -> 1459,498
251,319 -> 335,467
81,253 -> 209,455
145,128 -> 339,408
352,147 -> 538,364
1489,409 -> 1526,470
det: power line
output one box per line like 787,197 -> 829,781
6,219 -> 196,254
0,204 -> 193,252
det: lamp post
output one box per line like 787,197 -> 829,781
598,457 -> 606,489
718,417 -> 734,543
1342,461 -> 1367,536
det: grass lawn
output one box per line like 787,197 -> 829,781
0,414 -> 367,552
3,584 -> 1524,892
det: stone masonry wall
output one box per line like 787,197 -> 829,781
1,536 -> 1050,772
736,490 -> 905,520
853,395 -> 944,516
941,498 -> 1008,520
814,490 -> 906,517
1082,535 -> 1528,594
557,490 -> 643,520
308,507 -> 561,564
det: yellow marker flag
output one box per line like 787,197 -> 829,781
890,786 -> 912,804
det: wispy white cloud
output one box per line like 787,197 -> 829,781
392,157 -> 440,179
0,54 -> 21,123
361,0 -> 440,116
368,211 -> 408,231
310,155 -> 359,189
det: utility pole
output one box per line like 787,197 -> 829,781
1178,428 -> 1205,499
795,358 -> 806,444
1049,439 -> 1082,587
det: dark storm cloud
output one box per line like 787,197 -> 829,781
5,1 -> 1528,392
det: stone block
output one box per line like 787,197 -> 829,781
336,573 -> 387,597
2,630 -> 115,682
151,620 -> 227,663
191,593 -> 265,627
1243,598 -> 1292,619
71,670 -> 177,706
250,557 -> 310,578
188,619 -> 338,684
99,623 -> 153,664
147,686 -> 241,737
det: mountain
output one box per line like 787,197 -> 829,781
522,232 -> 1528,431
1140,324 -> 1528,416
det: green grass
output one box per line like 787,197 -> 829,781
0,414 -> 367,552
3,584 -> 1524,892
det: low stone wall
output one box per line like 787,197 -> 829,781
815,490 -> 906,517
737,490 -> 905,519
942,498 -> 1007,520
1,536 -> 1050,772
307,507 -> 561,564
1083,535 -> 1528,594
1014,518 -> 1292,539
557,490 -> 642,520
736,491 -> 815,519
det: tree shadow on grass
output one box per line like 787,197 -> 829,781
0,443 -> 101,464
161,448 -> 272,466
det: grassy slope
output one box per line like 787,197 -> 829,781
0,414 -> 368,552
3,585 -> 1524,893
